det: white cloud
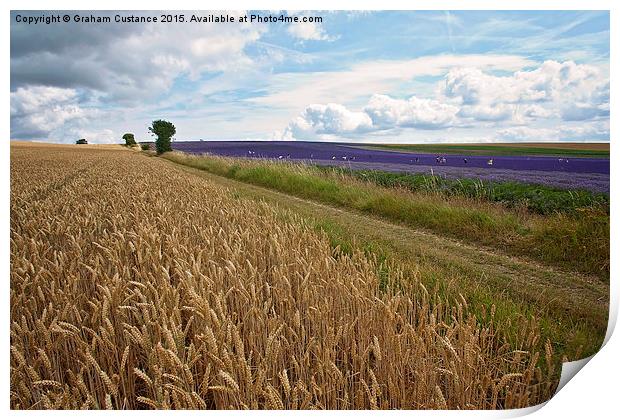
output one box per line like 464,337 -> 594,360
11,11 -> 271,142
285,11 -> 337,42
283,93 -> 459,140
282,59 -> 609,141
11,86 -> 94,139
497,121 -> 609,142
62,128 -> 118,144
521,104 -> 555,119
496,126 -> 559,141
10,86 -> 77,115
560,101 -> 609,121
250,54 -> 535,110
287,22 -> 332,41
559,121 -> 609,140
458,104 -> 514,122
11,11 -> 266,102
284,103 -> 373,139
443,60 -> 608,123
9,85 -> 120,143
364,94 -> 458,129
283,91 -> 465,140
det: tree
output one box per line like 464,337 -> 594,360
122,133 -> 136,146
76,138 -> 88,144
148,120 -> 176,155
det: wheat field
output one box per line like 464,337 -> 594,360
10,143 -> 558,409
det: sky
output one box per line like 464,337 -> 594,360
10,10 -> 610,144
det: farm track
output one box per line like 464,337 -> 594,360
165,158 -> 609,343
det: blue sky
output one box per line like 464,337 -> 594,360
10,10 -> 610,143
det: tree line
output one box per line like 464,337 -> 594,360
76,119 -> 176,155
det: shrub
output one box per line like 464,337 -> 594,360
148,119 -> 176,155
122,133 -> 136,146
140,143 -> 151,151
76,138 -> 88,145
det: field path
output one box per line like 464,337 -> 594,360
165,158 -> 609,353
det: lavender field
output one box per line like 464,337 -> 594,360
172,141 -> 610,193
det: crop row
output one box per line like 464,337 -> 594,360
10,145 -> 557,409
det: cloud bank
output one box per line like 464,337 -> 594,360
10,11 -> 609,143
283,60 -> 609,141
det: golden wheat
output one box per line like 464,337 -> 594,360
10,144 -> 557,409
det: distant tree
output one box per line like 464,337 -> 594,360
148,120 -> 176,155
140,143 -> 150,151
122,133 -> 136,146
76,138 -> 88,145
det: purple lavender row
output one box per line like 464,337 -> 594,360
171,141 -> 610,193
172,141 -> 609,174
313,161 -> 610,194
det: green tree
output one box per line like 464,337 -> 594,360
148,120 -> 176,155
122,133 -> 136,146
76,138 -> 88,144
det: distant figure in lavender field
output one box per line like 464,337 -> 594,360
487,159 -> 493,166
463,158 -> 468,164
